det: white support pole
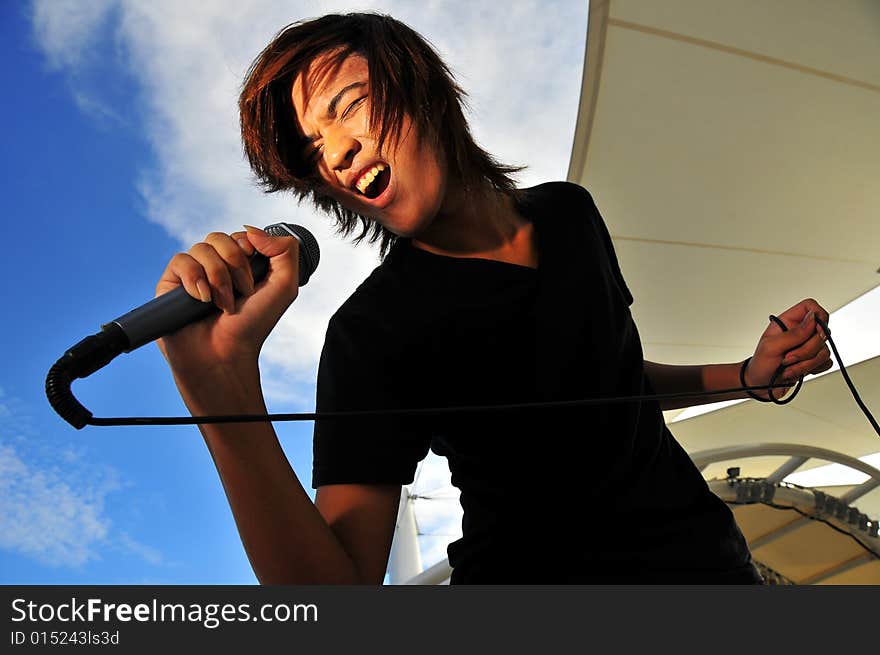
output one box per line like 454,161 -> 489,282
403,558 -> 453,585
388,485 -> 422,584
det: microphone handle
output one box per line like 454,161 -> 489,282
109,254 -> 271,352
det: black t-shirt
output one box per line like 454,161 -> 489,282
312,181 -> 759,583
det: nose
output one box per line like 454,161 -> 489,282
324,128 -> 361,172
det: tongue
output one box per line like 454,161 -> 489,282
364,167 -> 390,199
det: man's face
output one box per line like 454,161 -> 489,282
291,52 -> 448,238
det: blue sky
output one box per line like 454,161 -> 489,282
1,3 -> 298,583
1,0 -> 588,583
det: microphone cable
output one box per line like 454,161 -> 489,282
49,314 -> 880,442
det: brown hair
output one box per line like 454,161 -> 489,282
239,12 -> 524,257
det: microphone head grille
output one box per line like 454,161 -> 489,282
263,222 -> 321,286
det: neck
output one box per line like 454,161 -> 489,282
411,182 -> 529,259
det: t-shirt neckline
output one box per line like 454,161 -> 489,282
404,240 -> 538,273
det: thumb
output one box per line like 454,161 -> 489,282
243,224 -> 300,293
243,224 -> 298,258
768,311 -> 816,355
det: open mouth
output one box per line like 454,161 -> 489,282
356,164 -> 392,200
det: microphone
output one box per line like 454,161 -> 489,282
46,222 -> 320,429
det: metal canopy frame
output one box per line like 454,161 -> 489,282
693,442 -> 880,584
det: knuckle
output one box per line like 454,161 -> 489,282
205,233 -> 248,267
229,251 -> 249,269
171,254 -> 201,277
203,260 -> 230,282
189,241 -> 213,256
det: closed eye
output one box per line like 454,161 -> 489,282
341,96 -> 366,120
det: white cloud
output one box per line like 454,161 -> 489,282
0,438 -> 170,570
71,89 -> 126,125
118,531 -> 165,566
31,0 -> 117,70
0,389 -> 164,571
0,441 -> 116,568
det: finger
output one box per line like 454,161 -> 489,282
774,298 -> 829,333
781,345 -> 832,380
243,225 -> 300,290
798,298 -> 830,326
189,242 -> 236,313
156,252 -> 214,304
230,230 -> 255,256
811,359 -> 834,375
798,298 -> 830,339
766,311 -> 819,356
204,231 -> 255,297
774,300 -> 812,330
779,298 -> 830,339
782,331 -> 828,366
243,224 -> 298,257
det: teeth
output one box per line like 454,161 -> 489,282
356,163 -> 386,194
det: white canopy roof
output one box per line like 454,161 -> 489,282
568,0 -> 879,369
561,0 -> 880,583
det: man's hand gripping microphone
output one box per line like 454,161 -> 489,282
46,223 -> 320,429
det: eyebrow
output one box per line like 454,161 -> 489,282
303,81 -> 367,144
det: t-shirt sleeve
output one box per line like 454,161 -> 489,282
311,311 -> 432,488
573,184 -> 634,306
